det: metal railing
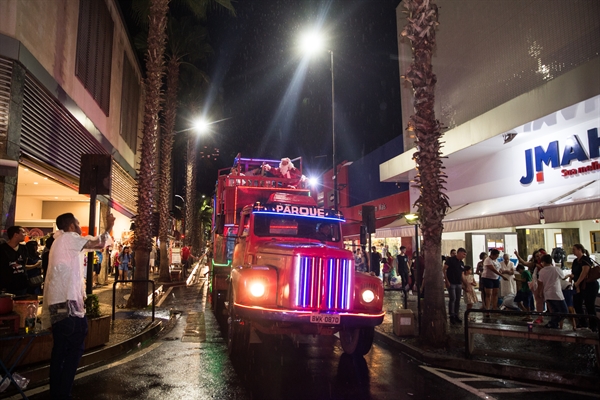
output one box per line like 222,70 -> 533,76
111,279 -> 156,322
463,308 -> 600,360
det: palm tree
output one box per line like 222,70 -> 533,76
401,0 -> 449,346
185,139 -> 197,245
129,0 -> 170,308
157,17 -> 212,282
128,0 -> 234,306
194,196 -> 213,256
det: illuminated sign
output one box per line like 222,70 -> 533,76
254,204 -> 345,221
520,128 -> 599,185
275,205 -> 325,217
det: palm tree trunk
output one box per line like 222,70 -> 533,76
157,55 -> 180,282
184,138 -> 197,246
129,0 -> 170,308
401,0 -> 449,346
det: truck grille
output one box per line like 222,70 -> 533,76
294,255 -> 353,311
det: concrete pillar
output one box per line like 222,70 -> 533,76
0,61 -> 25,233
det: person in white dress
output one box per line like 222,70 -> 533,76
499,254 -> 517,298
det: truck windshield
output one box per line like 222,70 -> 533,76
253,214 -> 341,242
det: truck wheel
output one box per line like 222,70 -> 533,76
340,327 -> 374,356
227,290 -> 249,357
214,290 -> 227,321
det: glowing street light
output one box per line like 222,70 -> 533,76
193,118 -> 210,134
299,30 -> 324,56
299,29 -> 337,210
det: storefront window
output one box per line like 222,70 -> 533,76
591,231 -> 600,253
554,233 -> 563,249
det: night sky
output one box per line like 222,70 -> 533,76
118,0 -> 405,195
197,0 -> 404,191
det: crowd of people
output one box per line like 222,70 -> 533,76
355,243 -> 598,332
353,245 -> 424,294
449,245 -> 598,330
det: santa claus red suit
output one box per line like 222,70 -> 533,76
263,158 -> 306,188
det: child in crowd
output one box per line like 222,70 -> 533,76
537,254 -> 568,329
514,264 -> 534,321
462,265 -> 478,321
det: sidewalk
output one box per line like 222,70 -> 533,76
6,265 -> 205,395
7,270 -> 598,396
375,288 -> 600,391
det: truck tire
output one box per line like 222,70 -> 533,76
227,288 -> 249,357
214,290 -> 227,322
339,327 -> 374,356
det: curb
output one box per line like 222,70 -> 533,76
373,329 -> 600,392
17,319 -> 164,388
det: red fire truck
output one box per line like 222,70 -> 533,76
210,156 -> 384,356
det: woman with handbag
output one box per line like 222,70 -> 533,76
571,244 -> 599,332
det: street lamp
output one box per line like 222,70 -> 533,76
405,213 -> 421,334
300,30 -> 337,210
176,117 -> 216,247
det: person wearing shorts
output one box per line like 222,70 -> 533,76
118,247 -> 131,285
480,249 -> 507,317
92,251 -> 101,286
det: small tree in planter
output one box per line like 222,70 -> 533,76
85,294 -> 102,319
85,294 -> 110,349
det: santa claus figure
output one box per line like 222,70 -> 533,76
263,158 -> 306,188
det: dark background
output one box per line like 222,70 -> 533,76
119,0 -> 405,196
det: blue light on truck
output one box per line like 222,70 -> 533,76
253,210 -> 345,222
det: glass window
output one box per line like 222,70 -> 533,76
591,231 -> 600,253
253,214 -> 340,242
76,0 -> 114,115
120,54 -> 140,151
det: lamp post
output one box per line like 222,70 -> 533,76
329,49 -> 337,210
300,31 -> 337,210
176,117 -> 213,247
405,213 -> 421,335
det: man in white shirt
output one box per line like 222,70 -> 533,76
42,212 -> 114,399
537,254 -> 568,329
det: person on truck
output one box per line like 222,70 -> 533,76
262,158 -> 306,188
313,223 -> 332,242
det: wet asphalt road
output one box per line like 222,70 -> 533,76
22,281 -> 599,400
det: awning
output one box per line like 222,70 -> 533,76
375,217 -> 421,238
376,179 -> 600,236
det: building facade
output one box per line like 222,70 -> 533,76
379,0 -> 600,265
0,0 -> 141,238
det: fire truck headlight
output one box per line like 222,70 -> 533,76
249,281 -> 266,297
361,289 -> 375,303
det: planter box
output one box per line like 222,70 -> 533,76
84,315 -> 111,350
170,269 -> 182,281
0,315 -> 111,368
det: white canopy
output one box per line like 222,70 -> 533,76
376,179 -> 599,237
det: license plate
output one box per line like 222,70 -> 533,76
310,313 -> 340,324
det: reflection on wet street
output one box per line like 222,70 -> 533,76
20,282 -> 598,400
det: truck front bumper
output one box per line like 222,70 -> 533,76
233,303 -> 385,328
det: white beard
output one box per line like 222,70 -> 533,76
280,165 -> 290,177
